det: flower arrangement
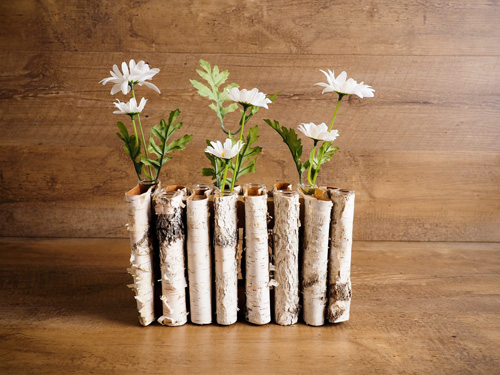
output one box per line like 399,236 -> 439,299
100,60 -> 193,184
190,60 -> 276,195
99,59 -> 373,327
265,69 -> 374,189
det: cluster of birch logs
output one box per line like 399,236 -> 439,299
124,182 -> 355,327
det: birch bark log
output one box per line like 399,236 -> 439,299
213,192 -> 239,325
244,184 -> 271,325
327,188 -> 355,323
301,189 -> 333,326
124,184 -> 156,326
186,186 -> 213,324
273,189 -> 300,325
153,185 -> 188,327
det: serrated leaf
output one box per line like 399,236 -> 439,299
116,122 -> 142,180
199,59 -> 211,73
235,158 -> 257,178
164,134 -> 193,154
191,60 -> 238,130
264,119 -> 307,183
167,110 -> 180,126
196,69 -> 214,87
148,136 -> 162,157
213,69 -> 229,87
316,142 -> 339,166
221,102 -> 238,117
146,109 -> 192,180
190,79 -> 215,100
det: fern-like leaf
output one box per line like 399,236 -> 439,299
144,109 -> 193,180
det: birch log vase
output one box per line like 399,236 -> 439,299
125,184 -> 157,326
186,185 -> 213,325
244,184 -> 271,325
214,190 -> 239,325
327,188 -> 355,323
153,185 -> 188,327
301,188 -> 333,326
273,189 -> 300,326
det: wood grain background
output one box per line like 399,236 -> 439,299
0,0 -> 499,241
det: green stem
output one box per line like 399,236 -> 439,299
307,140 -> 318,186
220,161 -> 230,197
130,86 -> 154,180
230,106 -> 248,191
329,96 -> 342,131
238,109 -> 247,143
311,142 -> 327,186
311,96 -> 343,185
131,118 -> 139,145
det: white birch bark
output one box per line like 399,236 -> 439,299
186,187 -> 213,325
153,186 -> 188,326
213,193 -> 238,325
124,184 -> 156,326
327,188 -> 355,323
217,185 -> 242,195
301,189 -> 333,326
244,186 -> 271,325
273,190 -> 300,326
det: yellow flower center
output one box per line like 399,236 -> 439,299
221,151 -> 225,157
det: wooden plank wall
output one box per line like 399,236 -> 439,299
0,1 -> 499,241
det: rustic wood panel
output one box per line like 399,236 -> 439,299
1,238 -> 498,374
0,1 -> 499,241
1,145 -> 498,241
1,1 -> 500,56
1,52 -> 499,153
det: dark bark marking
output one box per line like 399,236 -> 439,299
329,282 -> 352,301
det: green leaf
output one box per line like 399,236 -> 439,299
163,134 -> 193,154
235,158 -> 257,178
264,119 -> 307,183
190,59 -> 239,131
148,136 -> 162,157
167,109 -> 181,126
201,167 -> 216,178
141,157 -> 161,168
116,121 -> 129,138
147,110 -> 193,179
220,102 -> 238,118
268,91 -> 280,103
312,142 -> 339,169
230,125 -> 262,183
199,59 -> 212,73
115,121 -> 143,180
190,79 -> 215,100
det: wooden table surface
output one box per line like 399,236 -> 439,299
0,238 -> 498,374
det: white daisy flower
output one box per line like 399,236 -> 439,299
100,59 -> 161,95
113,97 -> 147,116
315,70 -> 375,98
205,138 -> 245,159
297,122 -> 339,142
226,87 -> 272,109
